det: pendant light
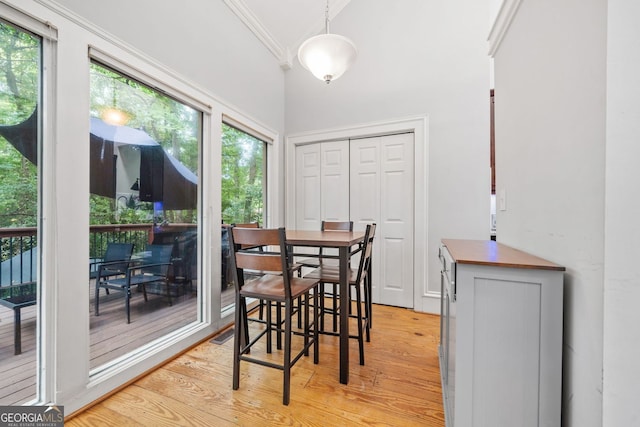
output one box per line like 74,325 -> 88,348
297,0 -> 357,84
100,76 -> 132,126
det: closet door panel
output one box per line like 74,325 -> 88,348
350,137 -> 381,229
379,133 -> 414,308
295,144 -> 321,230
321,140 -> 350,221
350,137 -> 382,302
296,133 -> 415,308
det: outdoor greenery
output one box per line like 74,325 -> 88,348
89,62 -> 200,226
221,123 -> 264,225
0,22 -> 40,267
0,21 -> 39,230
1,22 -> 265,260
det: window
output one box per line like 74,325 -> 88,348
221,123 -> 266,225
89,61 -> 201,369
220,123 -> 267,311
0,19 -> 41,404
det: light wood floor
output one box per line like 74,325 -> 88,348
0,282 -> 236,405
66,304 -> 445,426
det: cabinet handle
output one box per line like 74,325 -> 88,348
451,279 -> 456,302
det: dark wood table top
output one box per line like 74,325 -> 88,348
286,230 -> 366,247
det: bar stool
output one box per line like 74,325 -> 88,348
304,223 -> 376,365
229,226 -> 320,405
297,221 -> 353,332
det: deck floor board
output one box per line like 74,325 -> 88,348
0,282 -> 235,405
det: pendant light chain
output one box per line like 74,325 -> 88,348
325,0 -> 330,34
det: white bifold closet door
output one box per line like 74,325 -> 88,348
294,133 -> 414,308
295,143 -> 321,231
294,140 -> 350,231
350,133 -> 414,308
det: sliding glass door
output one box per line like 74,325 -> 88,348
89,61 -> 201,369
0,19 -> 41,404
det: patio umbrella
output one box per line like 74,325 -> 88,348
0,107 -> 37,164
0,109 -> 197,210
90,117 -> 197,210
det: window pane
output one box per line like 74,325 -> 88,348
221,124 -> 265,225
0,20 -> 41,404
89,62 -> 200,369
220,123 -> 266,311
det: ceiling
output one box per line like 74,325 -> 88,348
224,0 -> 351,70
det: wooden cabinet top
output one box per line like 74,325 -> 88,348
442,239 -> 565,271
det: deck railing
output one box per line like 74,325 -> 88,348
0,224 -> 159,286
88,224 -> 153,260
0,227 -> 37,286
0,223 -> 204,288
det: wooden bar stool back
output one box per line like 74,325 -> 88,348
229,226 -> 320,405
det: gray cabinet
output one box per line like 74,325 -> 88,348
439,239 -> 564,427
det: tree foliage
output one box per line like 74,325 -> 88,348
89,63 -> 200,225
221,124 -> 264,225
0,22 -> 39,229
1,24 -> 265,235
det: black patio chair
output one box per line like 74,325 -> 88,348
171,231 -> 197,294
89,242 -> 134,283
95,244 -> 173,324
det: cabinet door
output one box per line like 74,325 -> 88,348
455,265 -> 562,427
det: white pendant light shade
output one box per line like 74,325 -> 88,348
298,33 -> 358,83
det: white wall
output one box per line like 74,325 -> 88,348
285,0 -> 491,309
603,0 -> 640,425
492,0 -> 607,426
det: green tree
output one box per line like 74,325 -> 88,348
0,43 -> 204,231
221,124 -> 264,225
0,22 -> 39,229
89,63 -> 200,226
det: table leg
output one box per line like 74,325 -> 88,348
14,307 -> 22,355
339,246 -> 349,384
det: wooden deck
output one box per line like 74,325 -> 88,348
0,282 -> 236,405
67,304 -> 445,426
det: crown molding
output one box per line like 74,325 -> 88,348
223,0 -> 291,69
488,0 -> 524,57
225,0 -> 350,71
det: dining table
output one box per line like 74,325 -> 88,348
286,229 -> 366,385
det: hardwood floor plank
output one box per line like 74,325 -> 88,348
64,406 -> 137,427
0,284 -> 198,404
98,386 -> 226,427
67,305 -> 445,426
